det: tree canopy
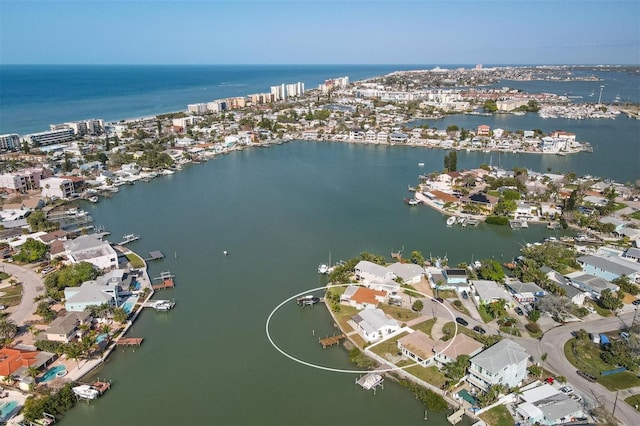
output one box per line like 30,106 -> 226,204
13,238 -> 49,263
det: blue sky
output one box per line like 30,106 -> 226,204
1,0 -> 638,65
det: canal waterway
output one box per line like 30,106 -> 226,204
61,141 -> 576,425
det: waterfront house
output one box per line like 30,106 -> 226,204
505,280 -> 545,303
354,260 -> 396,285
350,308 -> 399,342
387,262 -> 423,285
64,234 -> 118,271
397,331 -> 438,367
433,333 -> 484,367
623,247 -> 640,262
564,271 -> 619,299
0,346 -> 55,382
467,339 -> 530,391
477,125 -> 490,137
470,280 -> 513,306
43,311 -> 92,342
64,269 -> 129,312
340,286 -> 387,310
576,254 -> 640,282
39,177 -> 76,200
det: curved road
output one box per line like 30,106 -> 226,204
1,261 -> 45,327
427,300 -> 640,425
512,312 -> 640,426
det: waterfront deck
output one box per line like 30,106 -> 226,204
117,337 -> 144,346
145,250 -> 165,261
152,271 -> 175,289
319,333 -> 345,348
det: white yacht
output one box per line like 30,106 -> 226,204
72,385 -> 100,400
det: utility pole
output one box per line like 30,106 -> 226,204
612,390 -> 619,417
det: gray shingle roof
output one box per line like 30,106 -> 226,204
470,339 -> 529,374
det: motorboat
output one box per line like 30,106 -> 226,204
417,162 -> 425,167
317,264 -> 329,274
72,385 -> 100,400
446,216 -> 456,226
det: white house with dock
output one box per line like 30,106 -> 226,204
350,308 -> 399,342
467,339 -> 530,391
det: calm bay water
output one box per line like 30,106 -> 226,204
61,142 -> 567,426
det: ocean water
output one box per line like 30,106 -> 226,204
0,64 -> 432,135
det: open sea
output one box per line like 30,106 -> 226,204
0,65 -> 638,425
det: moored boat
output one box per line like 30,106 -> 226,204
446,216 -> 456,226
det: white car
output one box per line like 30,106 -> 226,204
560,386 -> 573,394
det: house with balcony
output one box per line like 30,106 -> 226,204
467,339 -> 530,392
564,271 -> 619,299
397,331 -> 439,367
64,234 -> 118,271
43,311 -> 92,342
64,269 -> 130,312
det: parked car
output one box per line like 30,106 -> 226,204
620,331 -> 630,341
433,297 -> 444,303
0,305 -> 5,310
545,377 -> 555,384
461,290 -> 468,299
473,325 -> 486,334
455,317 -> 468,326
633,299 -> 640,306
576,370 -> 597,382
560,386 -> 574,395
515,306 -> 524,316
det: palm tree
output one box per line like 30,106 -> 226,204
64,343 -> 83,369
26,366 -> 40,380
0,317 -> 18,341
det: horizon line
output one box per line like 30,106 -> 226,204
2,63 -> 639,67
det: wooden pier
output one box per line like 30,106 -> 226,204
92,381 -> 111,394
117,337 -> 144,346
319,333 -> 345,348
447,408 -> 465,425
152,271 -> 175,290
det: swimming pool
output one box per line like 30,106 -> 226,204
96,333 -> 109,343
0,401 -> 18,420
458,389 -> 478,406
121,295 -> 139,314
39,365 -> 67,383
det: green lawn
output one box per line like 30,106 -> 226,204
477,305 -> 494,323
398,362 -> 448,388
564,338 -> 640,390
125,252 -> 145,268
412,318 -> 437,337
332,305 -> 359,333
0,284 -> 23,307
479,404 -> 513,426
587,300 -> 613,317
499,326 -> 521,337
630,211 -> 640,221
379,305 -> 420,323
450,301 -> 471,317
624,394 -> 640,412
436,289 -> 458,299
598,372 -> 640,391
369,332 -> 409,358
612,202 -> 627,211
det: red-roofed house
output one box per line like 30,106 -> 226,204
0,347 -> 54,379
341,286 -> 387,309
477,125 -> 491,137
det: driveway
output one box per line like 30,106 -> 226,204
1,261 -> 45,327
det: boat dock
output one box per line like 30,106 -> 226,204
152,271 -> 175,290
447,408 -> 465,425
356,372 -> 384,393
116,337 -> 144,346
319,333 -> 345,348
117,234 -> 140,245
91,381 -> 111,394
145,250 -> 165,261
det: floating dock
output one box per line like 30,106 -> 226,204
319,333 -> 345,348
145,250 -> 165,261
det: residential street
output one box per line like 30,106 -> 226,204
2,261 -> 45,327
